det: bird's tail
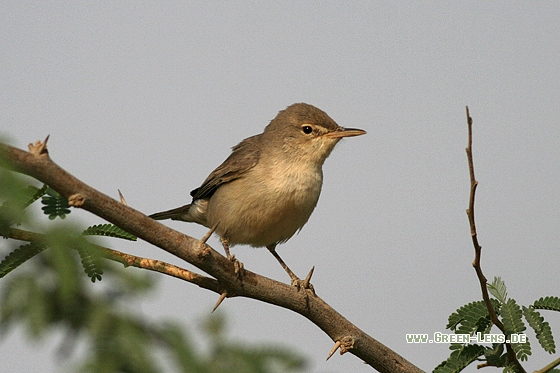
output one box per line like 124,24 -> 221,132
149,204 -> 193,221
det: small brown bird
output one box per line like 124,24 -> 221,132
150,103 -> 366,287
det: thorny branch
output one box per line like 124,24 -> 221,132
465,106 -> 526,372
0,139 -> 424,373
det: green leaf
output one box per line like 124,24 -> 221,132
0,174 -> 40,228
41,188 -> 71,219
446,300 -> 496,335
523,306 -> 555,353
0,242 -> 47,279
23,184 -> 49,208
82,224 -> 137,241
0,274 -> 52,337
501,298 -> 530,361
1,183 -> 47,213
533,296 -> 560,312
483,343 -> 507,367
76,241 -> 104,282
511,340 -> 531,362
433,344 -> 486,373
488,276 -> 508,304
45,234 -> 83,307
81,305 -> 160,373
501,299 -> 525,335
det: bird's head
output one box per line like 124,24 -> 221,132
263,103 -> 366,166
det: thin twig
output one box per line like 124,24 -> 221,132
534,356 -> 560,373
6,227 -> 220,292
465,107 -> 525,372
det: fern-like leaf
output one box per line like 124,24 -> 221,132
76,241 -> 104,282
433,344 -> 486,373
41,188 -> 70,220
24,184 -> 49,208
523,306 -> 555,353
0,184 -> 47,229
501,299 -> 526,334
0,243 -> 47,278
511,340 -> 531,362
501,298 -> 530,360
446,300 -> 497,335
483,343 -> 507,367
533,296 -> 560,312
488,276 -> 508,304
82,224 -> 137,241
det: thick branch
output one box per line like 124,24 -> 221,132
0,140 -> 424,373
465,107 -> 525,372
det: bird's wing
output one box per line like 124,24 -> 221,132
190,134 -> 262,200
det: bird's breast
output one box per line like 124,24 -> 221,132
206,161 -> 323,247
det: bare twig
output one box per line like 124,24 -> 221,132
465,107 -> 525,372
534,356 -> 560,373
0,139 -> 425,373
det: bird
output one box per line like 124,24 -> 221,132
150,103 -> 366,288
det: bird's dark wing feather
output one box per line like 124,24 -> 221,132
190,134 -> 262,200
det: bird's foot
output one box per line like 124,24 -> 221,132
220,238 -> 244,280
227,254 -> 245,280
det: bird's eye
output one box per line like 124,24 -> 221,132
302,125 -> 313,134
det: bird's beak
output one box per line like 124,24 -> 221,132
324,127 -> 367,139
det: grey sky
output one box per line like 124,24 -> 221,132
1,2 -> 559,372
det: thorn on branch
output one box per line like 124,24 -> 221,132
118,189 -> 127,205
303,266 -> 316,295
212,290 -> 228,313
28,135 -> 50,156
326,340 -> 341,360
201,223 -> 218,244
197,224 -> 218,258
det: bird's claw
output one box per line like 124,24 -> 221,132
228,254 -> 245,280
